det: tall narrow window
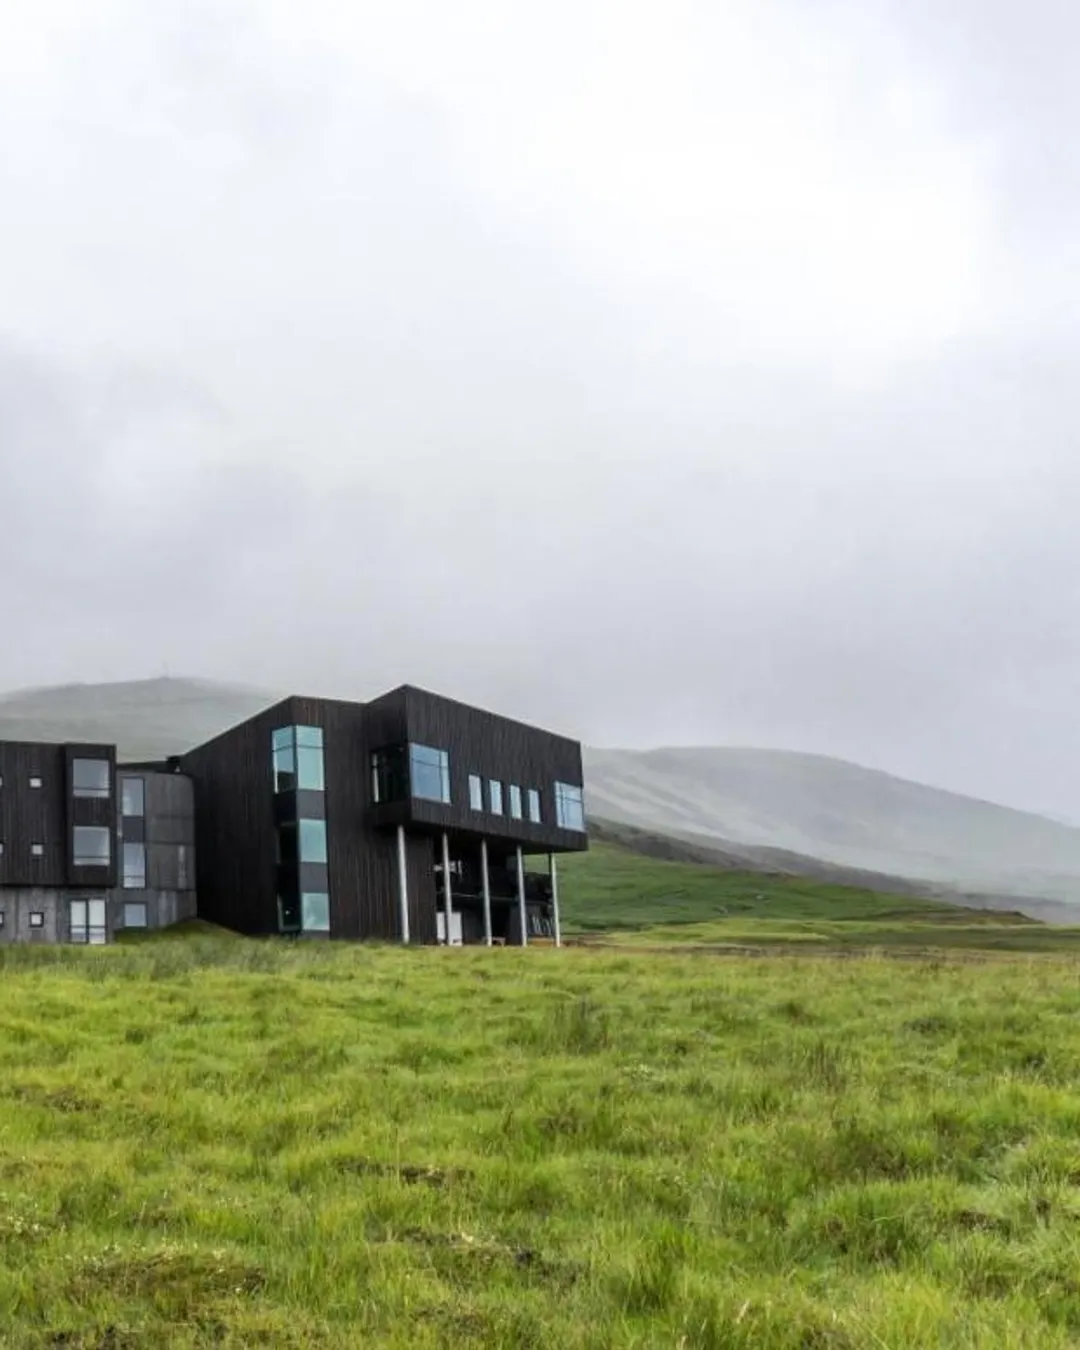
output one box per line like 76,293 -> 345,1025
295,726 -> 325,791
555,782 -> 586,832
123,842 -> 146,889
121,777 -> 145,817
73,827 -> 112,867
527,789 -> 542,824
72,759 -> 111,799
272,727 -> 297,792
489,780 -> 504,815
410,745 -> 451,804
468,774 -> 484,811
298,818 -> 328,864
509,785 -> 523,819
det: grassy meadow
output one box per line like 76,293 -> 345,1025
4,928 -> 1080,1346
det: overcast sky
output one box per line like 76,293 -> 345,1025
1,0 -> 1078,816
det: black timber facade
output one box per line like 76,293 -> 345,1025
0,742 -> 197,944
181,685 -> 588,944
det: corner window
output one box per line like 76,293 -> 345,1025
123,902 -> 148,929
72,758 -> 111,799
371,745 -> 408,804
468,774 -> 484,811
121,777 -> 145,817
298,818 -> 328,865
29,912 -> 44,929
528,789 -> 542,823
489,780 -> 504,815
301,892 -> 330,932
73,826 -> 111,868
410,744 -> 450,804
123,842 -> 146,889
555,782 -> 586,832
509,785 -> 523,819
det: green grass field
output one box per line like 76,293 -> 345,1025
4,842 -> 1080,1346
5,932 -> 1080,1347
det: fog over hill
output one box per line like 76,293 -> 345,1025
3,677 -> 1080,911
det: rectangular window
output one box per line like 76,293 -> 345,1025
31,843 -> 44,858
273,725 -> 326,793
70,899 -> 106,945
468,774 -> 484,811
298,818 -> 328,864
122,842 -> 146,889
489,780 -> 504,815
271,726 -> 297,793
555,782 -> 586,832
30,911 -> 44,928
301,892 -> 331,932
410,744 -> 451,804
121,777 -> 145,817
72,758 -> 111,799
123,902 -> 148,929
528,789 -> 542,823
509,784 -> 523,819
29,776 -> 42,789
371,745 -> 408,804
0,911 -> 4,929
73,826 -> 111,867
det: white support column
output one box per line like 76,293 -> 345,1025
516,844 -> 528,947
549,854 -> 562,948
441,831 -> 453,946
396,824 -> 410,945
481,838 -> 493,947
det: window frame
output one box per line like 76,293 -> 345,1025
72,825 -> 112,868
71,758 -> 111,800
555,781 -> 586,832
123,901 -> 149,929
122,841 -> 147,889
527,788 -> 542,824
468,774 -> 484,812
489,779 -> 504,816
409,744 -> 451,805
508,784 -> 523,819
121,776 -> 146,818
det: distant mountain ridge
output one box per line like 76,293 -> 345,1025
2,676 -> 1079,913
583,746 -> 1080,907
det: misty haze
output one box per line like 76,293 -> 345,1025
4,4 -> 1080,1345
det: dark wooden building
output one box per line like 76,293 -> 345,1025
0,741 -> 196,944
181,685 -> 588,944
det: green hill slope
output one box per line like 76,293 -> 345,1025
553,839 -> 1080,952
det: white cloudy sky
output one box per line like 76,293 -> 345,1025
1,0 -> 1078,815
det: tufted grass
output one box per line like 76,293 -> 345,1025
2,935 -> 1080,1345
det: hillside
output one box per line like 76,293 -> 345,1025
4,676 -> 1080,913
0,676 -> 274,759
585,746 -> 1080,906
